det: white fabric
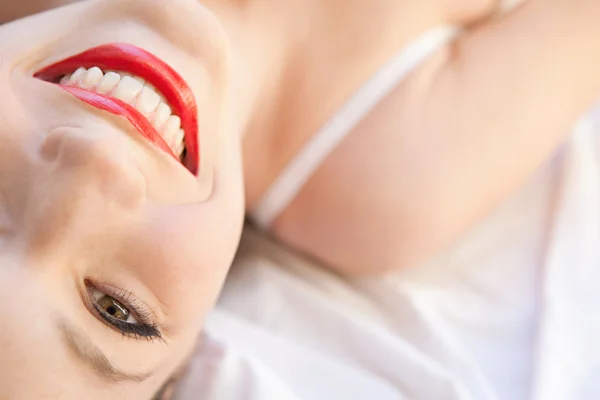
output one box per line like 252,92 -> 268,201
175,105 -> 600,399
175,8 -> 600,398
250,25 -> 461,229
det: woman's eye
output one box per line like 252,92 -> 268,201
85,281 -> 162,341
92,289 -> 138,324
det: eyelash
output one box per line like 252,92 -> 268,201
84,280 -> 164,343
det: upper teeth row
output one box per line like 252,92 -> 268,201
61,67 -> 185,158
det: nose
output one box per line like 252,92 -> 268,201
41,126 -> 147,209
23,127 -> 147,255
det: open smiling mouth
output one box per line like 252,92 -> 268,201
34,43 -> 200,175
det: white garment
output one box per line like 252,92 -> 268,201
174,12 -> 600,400
175,109 -> 600,400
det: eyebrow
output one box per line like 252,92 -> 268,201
57,318 -> 155,383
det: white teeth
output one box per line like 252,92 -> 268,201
96,72 -> 121,95
68,67 -> 86,85
111,76 -> 144,103
152,103 -> 171,131
161,115 -> 181,138
170,128 -> 184,148
172,129 -> 185,157
81,67 -> 103,89
135,86 -> 161,116
161,115 -> 183,156
120,72 -> 144,85
59,66 -> 186,159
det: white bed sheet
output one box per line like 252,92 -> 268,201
174,104 -> 600,400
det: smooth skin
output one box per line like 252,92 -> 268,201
2,0 -> 600,398
0,1 -> 243,398
240,0 -> 600,275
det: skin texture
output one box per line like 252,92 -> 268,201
3,0 -> 600,398
0,1 -> 243,398
242,0 -> 600,275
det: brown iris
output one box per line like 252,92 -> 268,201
97,295 -> 130,321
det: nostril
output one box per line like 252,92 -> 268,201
0,193 -> 12,238
41,127 -> 103,165
40,129 -> 65,163
50,128 -> 114,170
41,126 -> 147,209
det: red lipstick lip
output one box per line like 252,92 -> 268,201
33,43 -> 200,175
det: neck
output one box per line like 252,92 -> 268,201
204,0 -> 437,131
203,0 -> 470,137
202,0 -> 310,138
204,0 -> 484,205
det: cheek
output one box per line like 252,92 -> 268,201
117,204 -> 242,328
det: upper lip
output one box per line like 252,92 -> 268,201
33,43 -> 200,175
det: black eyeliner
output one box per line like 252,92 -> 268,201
92,301 -> 163,341
84,279 -> 164,343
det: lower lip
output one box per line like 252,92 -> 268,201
33,43 -> 199,175
58,86 -> 177,159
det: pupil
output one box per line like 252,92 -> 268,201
97,295 -> 129,321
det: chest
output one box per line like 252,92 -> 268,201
243,1 -> 512,273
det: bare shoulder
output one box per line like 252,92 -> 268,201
273,0 -> 600,276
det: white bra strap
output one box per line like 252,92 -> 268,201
252,26 -> 461,229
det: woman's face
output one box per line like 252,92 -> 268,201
0,0 -> 244,398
